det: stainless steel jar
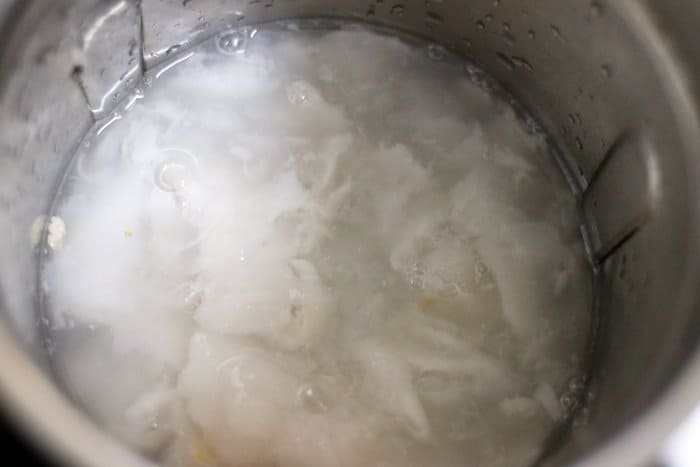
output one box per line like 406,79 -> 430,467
0,1 -> 699,466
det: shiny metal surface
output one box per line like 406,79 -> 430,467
0,1 -> 699,466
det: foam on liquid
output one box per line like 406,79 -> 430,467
44,24 -> 592,467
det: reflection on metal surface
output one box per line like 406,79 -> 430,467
582,134 -> 653,263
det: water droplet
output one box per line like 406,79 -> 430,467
589,2 -> 602,19
559,374 -> 588,415
198,15 -> 205,22
527,29 -> 536,39
166,44 -> 181,55
149,419 -> 160,431
154,148 -> 198,192
475,20 -> 485,30
462,37 -> 472,47
496,52 -> 514,71
493,0 -> 500,6
406,261 -> 428,289
484,13 -> 494,22
568,114 -> 577,125
425,11 -> 444,26
155,162 -> 192,192
502,22 -> 511,32
560,393 -> 576,411
474,259 -> 494,289
183,285 -> 202,312
576,137 -> 584,151
366,4 -> 376,16
568,375 -> 586,395
125,77 -> 134,86
601,63 -> 613,78
297,384 -> 329,413
216,30 -> 246,55
286,80 -> 317,105
550,24 -> 567,42
523,115 -> 541,135
511,56 -> 533,72
585,388 -> 596,402
390,4 -> 405,15
427,43 -> 446,61
502,30 -> 516,46
465,63 -> 498,93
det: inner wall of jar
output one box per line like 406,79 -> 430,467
0,1 -> 697,466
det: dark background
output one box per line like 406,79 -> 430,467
0,413 -> 53,466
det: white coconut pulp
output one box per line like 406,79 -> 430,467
43,24 -> 591,467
